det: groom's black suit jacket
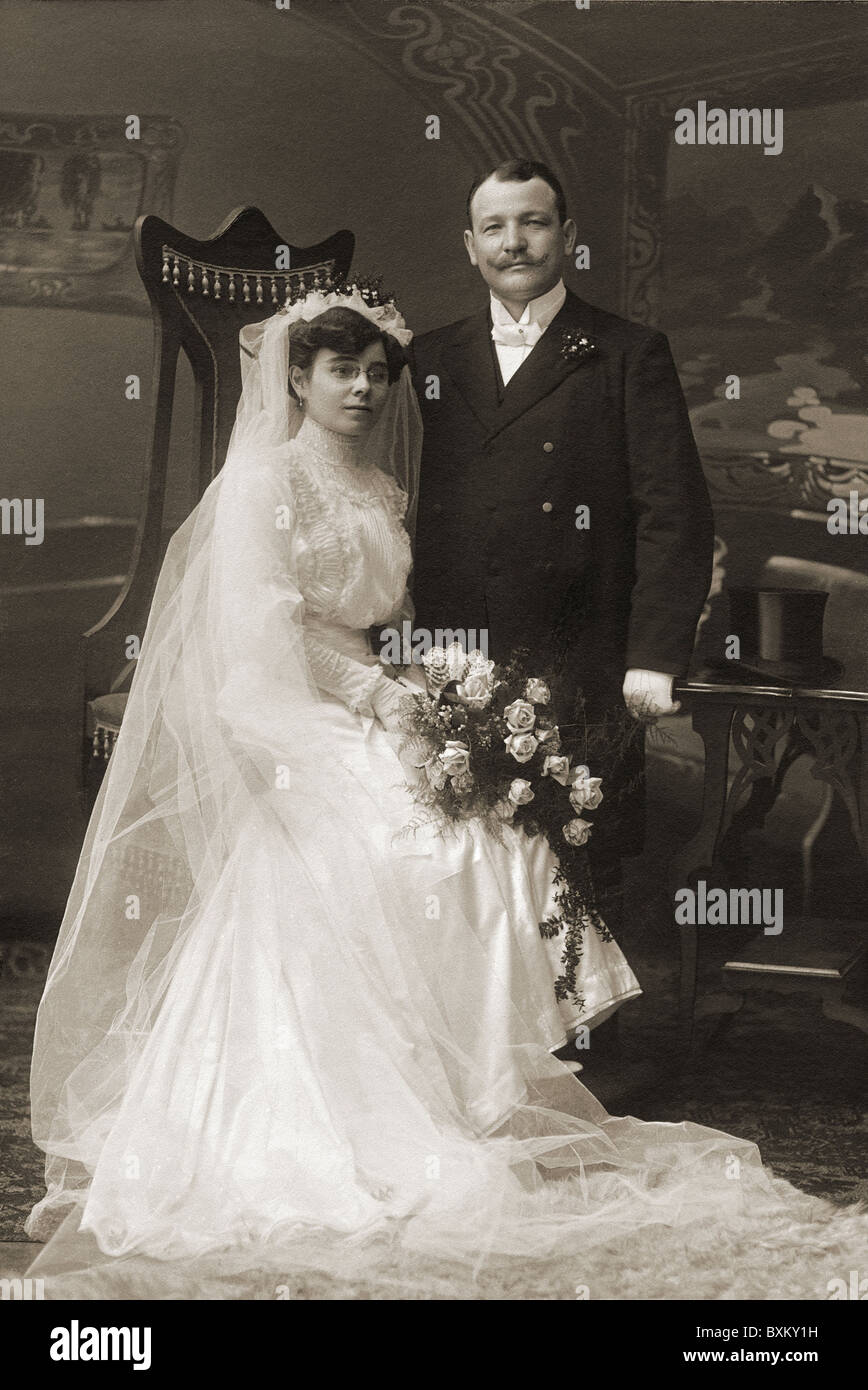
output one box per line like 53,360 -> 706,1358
409,288 -> 714,856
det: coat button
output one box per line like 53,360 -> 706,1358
432,503 -> 443,513
541,501 -> 553,512
486,500 -> 497,511
542,441 -> 554,453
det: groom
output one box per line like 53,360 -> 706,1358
409,159 -> 714,907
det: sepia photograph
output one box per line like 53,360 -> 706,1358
1,0 -> 866,1336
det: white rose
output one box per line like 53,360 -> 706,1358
563,817 -> 593,847
456,670 -> 494,709
525,678 -> 551,704
569,771 -> 604,812
507,777 -> 534,806
438,740 -> 470,776
542,754 -> 571,785
504,731 -> 538,764
503,699 -> 536,734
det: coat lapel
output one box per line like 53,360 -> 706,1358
442,308 -> 502,435
488,291 -> 599,438
441,290 -> 600,443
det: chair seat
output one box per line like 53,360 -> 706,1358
88,692 -> 129,760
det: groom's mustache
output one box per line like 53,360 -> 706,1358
497,257 -> 547,269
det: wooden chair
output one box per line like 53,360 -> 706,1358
83,206 -> 354,804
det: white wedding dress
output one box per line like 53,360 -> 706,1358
27,317 -> 866,1300
29,417 -> 641,1255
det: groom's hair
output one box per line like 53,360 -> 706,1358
466,159 -> 568,229
287,307 -> 406,401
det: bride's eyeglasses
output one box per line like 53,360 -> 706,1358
330,360 -> 389,386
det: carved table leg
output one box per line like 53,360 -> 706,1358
722,726 -> 804,875
857,713 -> 868,869
670,703 -> 735,891
670,702 -> 734,1047
796,708 -> 864,866
678,921 -> 699,1050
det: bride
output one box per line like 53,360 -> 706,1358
25,288 -> 866,1299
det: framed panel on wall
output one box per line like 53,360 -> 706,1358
0,112 -> 184,314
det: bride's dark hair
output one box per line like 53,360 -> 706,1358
287,306 -> 406,402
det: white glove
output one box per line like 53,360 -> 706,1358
370,671 -> 427,787
392,661 -> 429,696
622,668 -> 681,721
370,670 -> 415,734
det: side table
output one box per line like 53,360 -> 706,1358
669,677 -> 868,1044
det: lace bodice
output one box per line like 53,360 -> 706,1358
288,416 -> 412,629
287,416 -> 414,715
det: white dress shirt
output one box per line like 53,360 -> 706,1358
490,279 -> 566,385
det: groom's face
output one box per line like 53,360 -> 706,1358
464,176 -> 576,307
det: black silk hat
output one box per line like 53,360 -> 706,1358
719,587 -> 843,686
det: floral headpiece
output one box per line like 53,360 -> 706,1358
278,274 -> 413,347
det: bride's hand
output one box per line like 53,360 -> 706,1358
370,672 -> 426,788
385,731 -> 428,789
370,670 -> 415,733
392,662 -> 429,696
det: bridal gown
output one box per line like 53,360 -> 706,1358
25,416 -> 863,1298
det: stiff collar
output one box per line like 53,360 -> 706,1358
489,278 -> 566,333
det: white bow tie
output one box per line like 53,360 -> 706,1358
491,318 -> 544,349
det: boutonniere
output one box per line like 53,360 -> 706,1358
560,329 -> 598,364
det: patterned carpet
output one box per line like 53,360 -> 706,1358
1,943 -> 47,1241
2,930 -> 866,1244
623,992 -> 868,1208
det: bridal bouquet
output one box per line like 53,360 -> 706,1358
400,643 -> 603,851
397,643 -> 641,996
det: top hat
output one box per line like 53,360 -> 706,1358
716,587 -> 843,686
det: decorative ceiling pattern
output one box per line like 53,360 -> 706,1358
291,1 -> 866,320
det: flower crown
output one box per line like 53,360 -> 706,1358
278,273 -> 413,346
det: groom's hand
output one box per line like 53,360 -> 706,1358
622,668 -> 681,722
